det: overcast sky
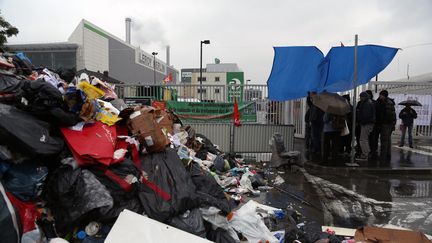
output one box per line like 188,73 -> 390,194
1,0 -> 431,83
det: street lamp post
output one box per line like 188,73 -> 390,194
200,40 -> 210,101
152,52 -> 158,84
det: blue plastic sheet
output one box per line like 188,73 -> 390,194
267,45 -> 398,100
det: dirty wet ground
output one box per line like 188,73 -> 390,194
250,138 -> 432,236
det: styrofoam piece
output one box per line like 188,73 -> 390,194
105,210 -> 212,243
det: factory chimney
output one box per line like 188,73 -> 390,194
166,45 -> 170,66
125,18 -> 131,44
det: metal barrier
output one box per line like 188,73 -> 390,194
185,123 -> 295,157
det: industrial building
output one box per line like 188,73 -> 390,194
181,62 -> 244,102
7,19 -> 178,84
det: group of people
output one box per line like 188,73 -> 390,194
305,89 -> 418,164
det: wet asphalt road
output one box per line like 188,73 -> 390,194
253,139 -> 432,235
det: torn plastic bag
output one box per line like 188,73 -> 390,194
188,162 -> 232,214
138,148 -> 198,222
88,159 -> 144,222
61,122 -> 128,166
0,103 -> 64,157
6,192 -> 41,234
204,225 -> 238,243
200,207 -> 240,242
168,208 -> 206,238
3,163 -> 48,201
228,201 -> 279,243
43,166 -> 113,233
0,182 -> 20,243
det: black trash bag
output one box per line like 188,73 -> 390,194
19,79 -> 80,126
168,208 -> 206,238
138,148 -> 199,222
88,159 -> 144,222
204,221 -> 237,243
0,73 -> 24,94
0,103 -> 64,157
43,166 -> 114,234
284,221 -> 323,243
3,162 -> 48,201
0,182 -> 20,243
213,155 -> 226,172
196,133 -> 221,155
249,174 -> 266,189
188,162 -> 232,214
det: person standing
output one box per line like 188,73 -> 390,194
309,94 -> 325,159
356,92 -> 376,161
322,113 -> 343,162
365,90 -> 378,159
399,105 -> 417,148
375,90 -> 396,161
341,94 -> 352,154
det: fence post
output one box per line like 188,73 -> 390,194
230,123 -> 235,153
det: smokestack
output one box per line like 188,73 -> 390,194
166,45 -> 170,66
125,17 -> 131,44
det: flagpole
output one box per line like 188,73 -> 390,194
350,34 -> 358,164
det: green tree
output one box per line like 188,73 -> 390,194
0,11 -> 18,47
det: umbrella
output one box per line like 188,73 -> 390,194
398,100 -> 422,106
310,92 -> 350,116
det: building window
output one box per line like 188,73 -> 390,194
197,77 -> 206,82
215,88 -> 220,94
215,77 -> 220,82
197,88 -> 207,94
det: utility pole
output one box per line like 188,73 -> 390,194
200,40 -> 210,101
350,34 -> 358,165
152,52 -> 158,84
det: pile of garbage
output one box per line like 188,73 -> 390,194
0,52 -> 315,243
3,51 -> 429,243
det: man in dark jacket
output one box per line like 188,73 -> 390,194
399,105 -> 417,148
365,90 -> 378,158
356,92 -> 376,161
375,90 -> 396,161
309,94 -> 325,157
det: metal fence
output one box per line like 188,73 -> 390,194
188,123 -> 295,161
115,83 -> 290,125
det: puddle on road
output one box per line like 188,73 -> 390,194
303,170 -> 432,235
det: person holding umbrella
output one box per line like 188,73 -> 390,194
356,92 -> 376,161
398,101 -> 419,148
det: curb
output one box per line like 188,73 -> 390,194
304,162 -> 432,175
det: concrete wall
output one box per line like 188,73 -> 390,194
68,21 -> 85,70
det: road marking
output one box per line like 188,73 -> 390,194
394,146 -> 432,156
